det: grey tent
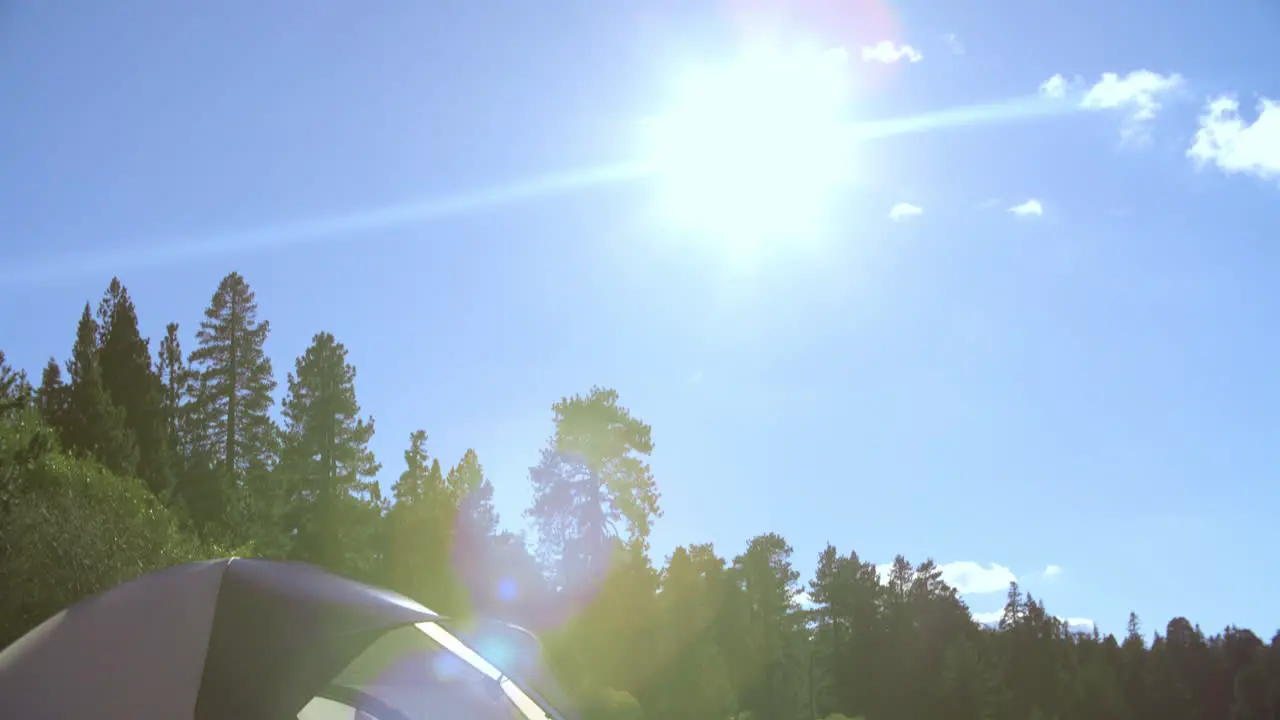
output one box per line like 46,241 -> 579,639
0,558 -> 570,720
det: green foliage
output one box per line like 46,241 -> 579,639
0,407 -> 232,647
96,277 -> 174,497
0,350 -> 32,412
279,330 -> 382,573
580,688 -> 645,720
527,387 -> 662,591
187,271 -> 278,511
60,303 -> 138,476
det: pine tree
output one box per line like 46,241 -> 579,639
526,387 -> 661,591
448,448 -> 499,538
731,533 -> 807,720
448,448 -> 501,614
186,272 -> 278,529
279,331 -> 380,570
155,323 -> 195,452
96,278 -> 172,497
0,350 -> 32,413
35,358 -> 67,430
62,303 -> 137,475
384,431 -> 469,612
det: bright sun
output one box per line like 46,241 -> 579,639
641,45 -> 858,252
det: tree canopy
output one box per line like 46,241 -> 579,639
2,272 -> 1278,720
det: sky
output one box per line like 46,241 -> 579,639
3,0 -> 1280,640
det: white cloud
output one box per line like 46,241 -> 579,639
795,590 -> 815,609
1081,71 -> 1183,118
1043,564 -> 1063,578
1040,74 -> 1070,100
1060,617 -> 1095,631
972,610 -> 1093,630
972,609 -> 1003,625
942,33 -> 966,55
888,202 -> 923,221
1008,199 -> 1044,216
1083,71 -> 1184,142
876,561 -> 1016,595
1187,95 -> 1280,179
939,561 -> 1017,594
861,41 -> 923,64
1037,70 -> 1184,143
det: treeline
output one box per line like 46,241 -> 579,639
2,272 -> 1279,720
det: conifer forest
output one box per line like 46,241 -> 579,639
2,271 -> 1278,720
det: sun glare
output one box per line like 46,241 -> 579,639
641,45 -> 858,253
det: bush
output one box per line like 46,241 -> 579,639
0,408 -> 230,646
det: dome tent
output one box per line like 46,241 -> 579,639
0,558 -> 569,720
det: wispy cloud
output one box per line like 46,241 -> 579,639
1187,95 -> 1280,179
888,202 -> 924,221
876,561 -> 1016,595
942,33 -> 966,56
1009,199 -> 1044,216
861,41 -> 923,64
1037,70 -> 1185,143
1043,564 -> 1063,579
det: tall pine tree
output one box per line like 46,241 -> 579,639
186,272 -> 278,532
279,331 -> 380,571
61,303 -> 136,475
35,358 -> 67,430
96,278 -> 172,497
384,430 -> 463,612
155,322 -> 195,455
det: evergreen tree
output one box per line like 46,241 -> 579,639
645,545 -> 735,720
448,448 -> 504,613
384,430 -> 459,610
35,358 -> 67,430
448,448 -> 499,538
0,351 -> 32,413
279,331 -> 380,571
186,272 -> 278,531
526,386 -> 661,591
155,322 -> 192,448
61,303 -> 137,475
732,533 -> 807,720
96,278 -> 172,497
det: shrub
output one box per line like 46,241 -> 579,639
0,409 -> 231,646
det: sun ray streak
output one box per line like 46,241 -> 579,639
5,92 -> 1080,287
3,161 -> 648,286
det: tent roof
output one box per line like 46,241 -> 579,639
0,558 -> 566,720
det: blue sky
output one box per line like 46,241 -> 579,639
3,0 -> 1280,640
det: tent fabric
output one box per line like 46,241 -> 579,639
0,559 -> 230,719
0,558 -> 564,720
